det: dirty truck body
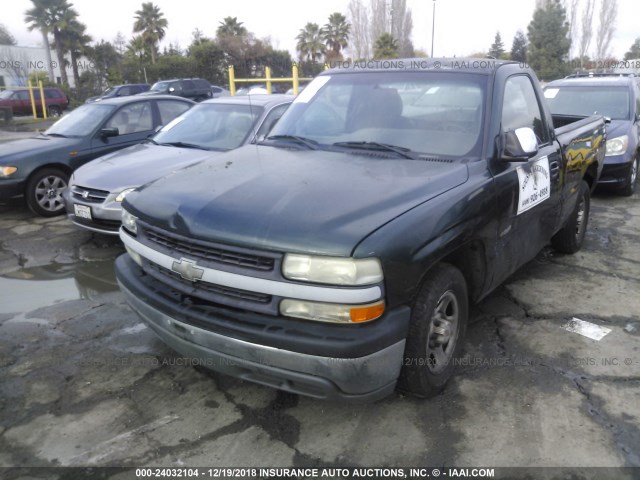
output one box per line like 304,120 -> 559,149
115,59 -> 606,401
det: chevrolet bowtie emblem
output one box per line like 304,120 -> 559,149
171,258 -> 204,282
82,190 -> 90,199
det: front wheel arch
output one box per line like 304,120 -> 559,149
398,262 -> 469,398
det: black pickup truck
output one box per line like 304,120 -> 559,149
115,59 -> 606,401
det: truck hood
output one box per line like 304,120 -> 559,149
71,142 -> 218,193
0,135 -> 81,160
126,145 -> 469,256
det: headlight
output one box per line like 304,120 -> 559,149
0,166 -> 17,177
605,135 -> 628,156
280,299 -> 385,323
121,209 -> 138,235
282,254 -> 383,286
115,188 -> 135,202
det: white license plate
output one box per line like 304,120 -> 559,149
74,204 -> 92,220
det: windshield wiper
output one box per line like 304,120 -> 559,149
158,141 -> 209,150
264,135 -> 319,150
332,141 -> 417,159
44,132 -> 68,138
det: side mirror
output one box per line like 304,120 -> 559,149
604,116 -> 612,124
100,127 -> 119,138
502,127 -> 538,162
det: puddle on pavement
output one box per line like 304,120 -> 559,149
0,260 -> 119,314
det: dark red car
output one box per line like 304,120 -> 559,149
0,87 -> 70,117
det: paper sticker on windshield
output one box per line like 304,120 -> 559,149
544,88 -> 559,99
294,76 -> 331,104
516,156 -> 550,215
160,116 -> 185,132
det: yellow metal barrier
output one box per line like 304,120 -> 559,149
20,81 -> 48,120
228,65 -> 313,96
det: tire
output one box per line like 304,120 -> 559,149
398,263 -> 468,398
25,168 -> 69,217
619,157 -> 638,197
551,180 -> 590,254
47,105 -> 62,118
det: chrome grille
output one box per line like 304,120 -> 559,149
71,185 -> 110,203
141,224 -> 275,272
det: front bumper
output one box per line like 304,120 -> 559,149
115,254 -> 409,401
598,154 -> 635,187
0,178 -> 25,201
63,188 -> 122,235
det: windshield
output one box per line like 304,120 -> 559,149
101,87 -> 116,96
150,81 -> 170,93
269,72 -> 487,157
0,90 -> 14,99
45,104 -> 115,137
544,85 -> 630,120
153,103 -> 263,150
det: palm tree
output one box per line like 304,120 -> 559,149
66,19 -> 91,86
133,2 -> 168,64
216,17 -> 247,38
321,13 -> 351,61
296,23 -> 325,63
25,0 -> 77,84
374,33 -> 399,59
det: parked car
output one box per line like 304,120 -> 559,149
116,59 -> 606,401
140,78 -> 212,102
0,87 -> 69,117
0,95 -> 193,216
544,75 -> 640,195
210,85 -> 230,98
85,84 -> 150,103
64,94 -> 293,234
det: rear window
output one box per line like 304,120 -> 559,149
544,85 -> 631,120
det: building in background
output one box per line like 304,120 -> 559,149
0,45 -> 89,88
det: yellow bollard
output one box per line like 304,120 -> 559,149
39,80 -> 47,119
228,65 -> 236,96
265,66 -> 272,94
292,64 -> 299,96
27,80 -> 37,119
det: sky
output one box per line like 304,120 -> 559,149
3,0 -> 639,60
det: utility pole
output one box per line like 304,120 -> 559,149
431,0 -> 436,57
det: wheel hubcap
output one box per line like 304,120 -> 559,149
35,175 -> 67,212
426,290 -> 459,374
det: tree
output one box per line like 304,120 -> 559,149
216,17 -> 247,38
296,23 -> 324,63
373,32 -> 399,59
624,38 -> 640,60
489,31 -> 505,59
66,19 -> 92,87
576,0 -> 595,69
25,0 -> 78,84
594,0 -> 617,61
527,0 -> 571,81
322,13 -> 351,62
347,0 -> 370,59
133,2 -> 168,64
189,39 -> 225,84
0,24 -> 16,45
510,30 -> 528,63
389,0 -> 414,57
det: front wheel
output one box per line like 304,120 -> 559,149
25,168 -> 69,217
47,105 -> 62,118
619,157 -> 638,197
551,180 -> 590,254
398,263 -> 468,398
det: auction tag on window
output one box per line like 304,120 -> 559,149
516,156 -> 550,215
